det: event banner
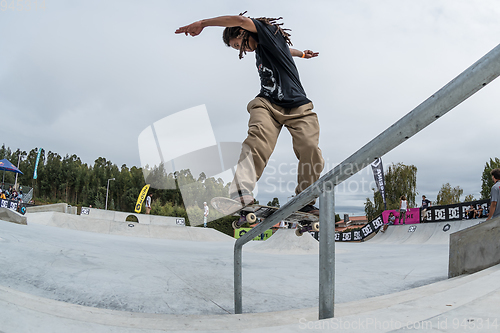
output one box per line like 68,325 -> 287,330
335,215 -> 384,242
382,208 -> 420,224
370,158 -> 387,208
134,184 -> 150,213
423,199 -> 490,222
33,148 -> 42,180
0,198 -> 26,215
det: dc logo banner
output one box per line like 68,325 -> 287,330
353,231 -> 362,241
372,217 -> 384,230
362,224 -> 373,236
342,232 -> 352,241
408,225 -> 417,233
335,232 -> 340,241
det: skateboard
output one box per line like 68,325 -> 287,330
210,197 -> 319,236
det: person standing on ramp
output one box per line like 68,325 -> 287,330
176,13 -> 324,215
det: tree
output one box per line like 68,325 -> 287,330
364,162 -> 417,220
481,157 -> 500,200
267,197 -> 280,207
463,194 -> 475,203
436,183 -> 463,205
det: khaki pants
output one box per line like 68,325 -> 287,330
229,97 -> 324,199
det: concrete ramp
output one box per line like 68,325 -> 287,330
245,229 -> 319,255
27,211 -> 233,242
401,222 -> 438,244
449,216 -> 500,277
0,207 -> 27,225
368,219 -> 486,245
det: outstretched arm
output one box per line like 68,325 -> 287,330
290,48 -> 319,59
175,15 -> 257,36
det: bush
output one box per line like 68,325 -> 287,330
204,215 -> 239,237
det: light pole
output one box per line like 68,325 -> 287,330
105,178 -> 115,210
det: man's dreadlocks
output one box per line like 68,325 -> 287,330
222,11 -> 293,59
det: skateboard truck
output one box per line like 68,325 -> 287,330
295,221 -> 320,236
232,211 -> 257,229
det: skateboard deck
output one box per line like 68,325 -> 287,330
211,197 -> 319,236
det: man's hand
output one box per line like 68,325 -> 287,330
303,50 -> 319,59
290,48 -> 319,58
175,21 -> 204,36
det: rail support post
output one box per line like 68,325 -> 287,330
234,243 -> 243,314
319,183 -> 335,320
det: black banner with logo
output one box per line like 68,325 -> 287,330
335,215 -> 384,242
423,199 -> 490,222
371,158 -> 387,209
0,199 -> 26,215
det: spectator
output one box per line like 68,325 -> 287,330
476,204 -> 483,218
145,193 -> 152,214
486,168 -> 500,221
0,190 -> 5,200
482,205 -> 489,217
466,204 -> 476,219
381,212 -> 396,232
420,195 -> 432,222
203,202 -> 209,228
399,195 -> 409,225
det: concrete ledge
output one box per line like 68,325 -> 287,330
80,207 -> 185,226
449,216 -> 500,278
0,207 -> 27,225
26,203 -> 75,214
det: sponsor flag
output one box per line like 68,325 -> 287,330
33,148 -> 42,180
371,158 -> 387,209
134,184 -> 150,213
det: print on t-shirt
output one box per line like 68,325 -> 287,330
258,64 -> 284,101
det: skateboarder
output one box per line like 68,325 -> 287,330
420,195 -> 431,222
176,13 -> 324,216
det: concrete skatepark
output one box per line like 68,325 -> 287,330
1,207 -> 500,332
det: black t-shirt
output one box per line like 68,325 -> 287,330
422,199 -> 431,209
249,19 -> 311,108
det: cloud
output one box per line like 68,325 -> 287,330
1,0 -> 499,216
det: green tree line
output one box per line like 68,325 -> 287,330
0,144 -> 240,228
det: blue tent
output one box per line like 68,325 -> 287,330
0,158 -> 23,188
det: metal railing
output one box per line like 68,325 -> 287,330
234,42 -> 500,318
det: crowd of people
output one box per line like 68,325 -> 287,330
465,204 -> 489,219
0,184 -> 23,202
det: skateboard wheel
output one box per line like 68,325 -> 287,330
246,213 -> 256,223
311,222 -> 319,232
232,221 -> 240,229
295,228 -> 304,237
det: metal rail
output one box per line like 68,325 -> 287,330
234,43 -> 500,317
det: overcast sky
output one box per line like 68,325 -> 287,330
1,0 -> 499,216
